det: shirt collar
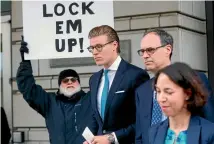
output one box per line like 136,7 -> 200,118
104,56 -> 121,71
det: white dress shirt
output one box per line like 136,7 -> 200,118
97,56 -> 121,144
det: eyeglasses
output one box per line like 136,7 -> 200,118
62,77 -> 78,84
87,41 -> 115,53
137,45 -> 166,56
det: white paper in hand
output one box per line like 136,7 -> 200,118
82,127 -> 94,144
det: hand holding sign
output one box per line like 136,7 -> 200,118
20,36 -> 29,62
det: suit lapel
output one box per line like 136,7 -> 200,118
142,79 -> 154,125
140,79 -> 155,143
91,70 -> 103,122
154,120 -> 168,144
104,60 -> 127,120
187,116 -> 201,144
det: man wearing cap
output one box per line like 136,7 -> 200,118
16,38 -> 93,144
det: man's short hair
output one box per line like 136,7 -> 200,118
88,25 -> 120,53
143,28 -> 174,59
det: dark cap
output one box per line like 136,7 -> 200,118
58,69 -> 80,86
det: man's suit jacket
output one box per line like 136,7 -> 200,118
149,116 -> 214,144
135,72 -> 214,144
89,59 -> 150,144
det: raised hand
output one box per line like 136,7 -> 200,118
20,35 -> 29,61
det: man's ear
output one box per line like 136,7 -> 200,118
165,45 -> 172,57
112,41 -> 118,51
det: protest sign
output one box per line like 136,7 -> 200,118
22,1 -> 114,59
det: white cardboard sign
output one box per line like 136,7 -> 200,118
22,1 -> 114,60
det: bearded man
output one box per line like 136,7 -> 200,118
16,37 -> 93,144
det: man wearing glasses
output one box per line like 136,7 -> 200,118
83,25 -> 150,144
16,38 -> 93,144
135,29 -> 214,144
